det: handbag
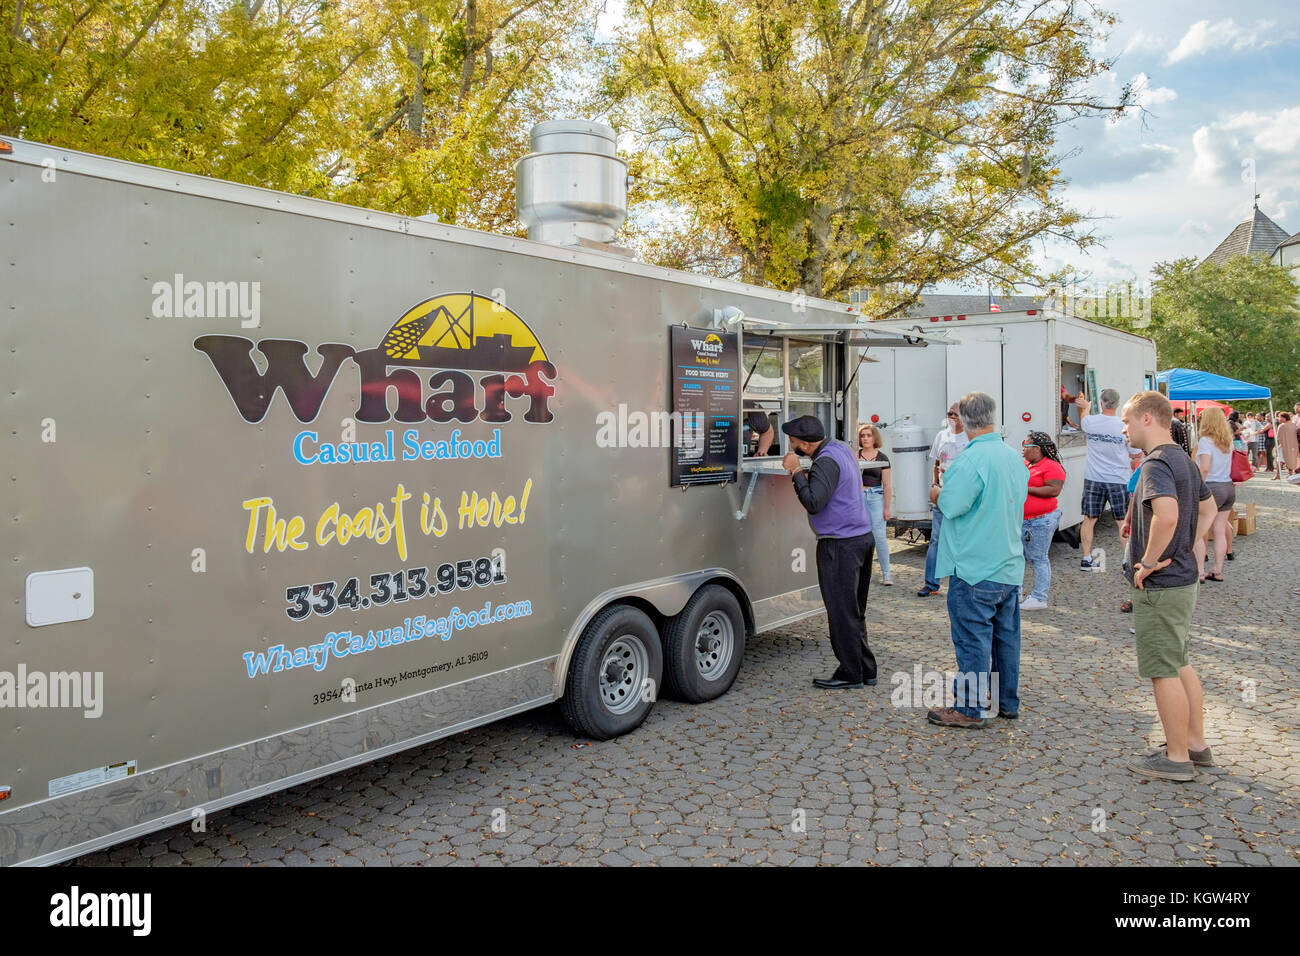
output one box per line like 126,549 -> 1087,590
1230,449 -> 1253,483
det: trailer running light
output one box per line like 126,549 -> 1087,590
956,315 -> 966,321
1022,412 -> 1032,422
870,414 -> 879,423
1026,310 -> 1036,315
929,316 -> 938,322
942,315 -> 953,322
0,786 -> 9,802
0,141 -> 11,153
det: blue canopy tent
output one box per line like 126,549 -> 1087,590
1156,368 -> 1277,477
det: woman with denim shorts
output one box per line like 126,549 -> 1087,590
857,423 -> 893,586
1020,431 -> 1066,610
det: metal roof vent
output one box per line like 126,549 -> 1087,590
516,120 -> 627,248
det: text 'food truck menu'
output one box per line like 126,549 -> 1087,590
670,326 -> 740,486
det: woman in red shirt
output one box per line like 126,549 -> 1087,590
1021,431 -> 1066,610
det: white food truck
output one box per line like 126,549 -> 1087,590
856,309 -> 1158,533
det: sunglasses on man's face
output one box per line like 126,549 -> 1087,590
946,412 -> 959,418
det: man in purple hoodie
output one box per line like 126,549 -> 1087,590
782,415 -> 878,690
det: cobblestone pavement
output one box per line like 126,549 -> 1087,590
75,482 -> 1300,866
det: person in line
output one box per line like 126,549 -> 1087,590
857,423 -> 893,586
925,392 -> 1028,729
1192,407 -> 1236,583
1020,431 -> 1065,610
1076,387 -> 1142,570
918,404 -> 969,597
1276,411 -> 1299,477
1250,413 -> 1267,471
781,415 -> 877,690
1171,408 -> 1192,457
1228,412 -> 1245,453
1118,448 -> 1147,614
1121,391 -> 1216,782
1263,412 -> 1277,475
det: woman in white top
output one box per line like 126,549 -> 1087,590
1194,407 -> 1235,582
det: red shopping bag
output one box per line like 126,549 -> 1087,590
1230,449 -> 1253,483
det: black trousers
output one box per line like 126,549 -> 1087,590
815,532 -> 877,683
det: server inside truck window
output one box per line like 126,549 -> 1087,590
1060,360 -> 1087,432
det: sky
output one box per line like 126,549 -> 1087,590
591,0 -> 1300,296
1031,0 -> 1300,292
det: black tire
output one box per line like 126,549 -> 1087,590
662,585 -> 746,703
559,604 -> 663,740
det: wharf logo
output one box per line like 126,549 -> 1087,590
690,333 -> 725,366
50,886 -> 151,936
0,666 -> 102,718
153,273 -> 260,328
195,292 -> 556,425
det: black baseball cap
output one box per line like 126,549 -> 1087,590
781,415 -> 825,441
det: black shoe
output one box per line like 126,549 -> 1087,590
916,586 -> 939,597
813,677 -> 864,690
997,710 -> 1018,720
863,677 -> 878,686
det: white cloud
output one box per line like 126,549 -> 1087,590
1190,107 -> 1300,187
1165,18 -> 1284,64
1122,29 -> 1166,56
1130,72 -> 1177,107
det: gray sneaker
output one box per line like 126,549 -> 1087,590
1129,752 -> 1195,782
1160,743 -> 1215,767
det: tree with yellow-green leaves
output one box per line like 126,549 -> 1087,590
596,0 -> 1133,316
1,0 -> 598,231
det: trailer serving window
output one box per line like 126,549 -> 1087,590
1057,345 -> 1088,445
740,335 -> 835,458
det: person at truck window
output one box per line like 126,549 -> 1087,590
780,415 -> 878,690
1075,387 -> 1142,570
1192,407 -> 1235,583
1019,432 -> 1065,611
744,409 -> 775,457
857,423 -> 893,587
918,405 -> 968,598
1060,383 -> 1083,432
925,392 -> 1028,729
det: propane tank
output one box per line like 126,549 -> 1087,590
887,416 -> 933,520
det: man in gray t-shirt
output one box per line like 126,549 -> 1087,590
1120,393 -> 1216,784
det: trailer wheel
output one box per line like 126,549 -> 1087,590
662,585 -> 745,703
560,605 -> 663,740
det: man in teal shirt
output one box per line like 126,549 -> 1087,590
926,391 -> 1028,729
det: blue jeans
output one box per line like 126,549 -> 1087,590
863,488 -> 891,577
1021,511 -> 1060,602
946,576 -> 1021,718
924,505 -> 943,590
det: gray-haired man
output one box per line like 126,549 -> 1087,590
1076,387 -> 1142,568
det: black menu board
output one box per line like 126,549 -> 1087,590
670,325 -> 741,486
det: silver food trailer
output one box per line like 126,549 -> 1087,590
0,123 -> 943,865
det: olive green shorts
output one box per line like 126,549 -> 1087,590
1131,583 -> 1197,678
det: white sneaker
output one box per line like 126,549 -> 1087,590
1020,596 -> 1048,610
882,574 -> 893,586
